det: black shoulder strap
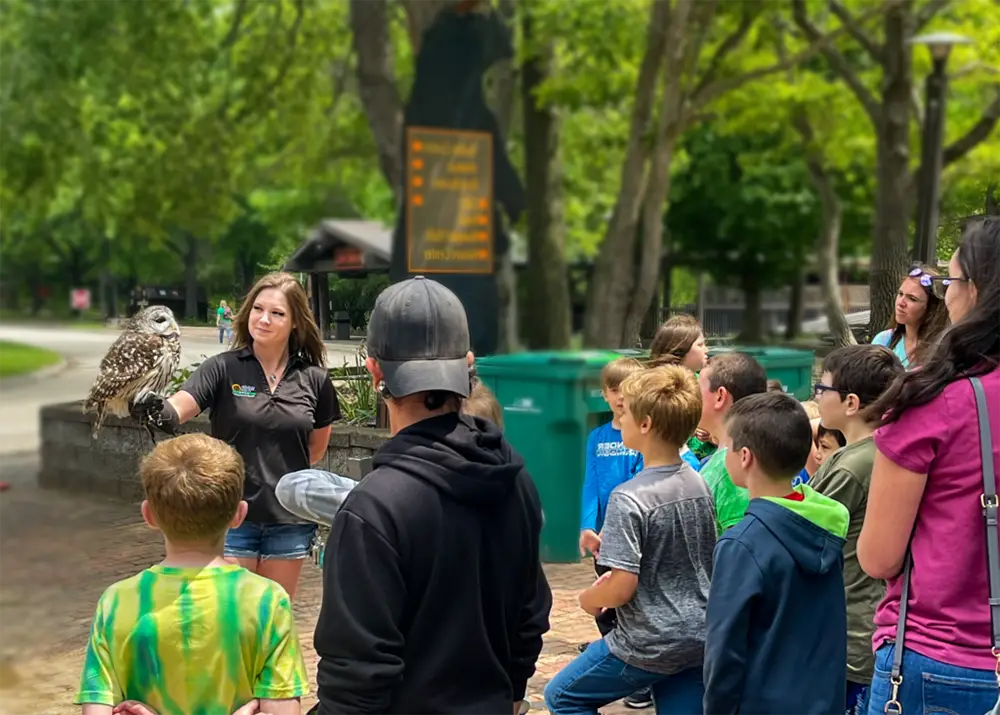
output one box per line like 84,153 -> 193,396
970,377 -> 1000,655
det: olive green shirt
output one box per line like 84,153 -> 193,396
810,436 -> 883,685
699,448 -> 750,534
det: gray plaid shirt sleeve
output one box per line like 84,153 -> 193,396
275,469 -> 357,525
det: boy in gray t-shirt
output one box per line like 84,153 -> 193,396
544,366 -> 716,714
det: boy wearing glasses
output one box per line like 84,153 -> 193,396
812,345 -> 904,715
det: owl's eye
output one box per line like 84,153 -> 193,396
155,316 -> 167,323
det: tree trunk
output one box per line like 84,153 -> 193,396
184,234 -> 200,320
622,0 -> 694,347
740,274 -> 764,343
815,179 -> 856,348
582,0 -> 670,347
493,0 -> 518,353
521,7 -> 571,350
868,1 -> 914,337
785,267 -> 805,340
794,110 -> 856,348
349,0 -> 403,202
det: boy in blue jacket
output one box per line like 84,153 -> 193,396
579,359 -> 645,619
704,392 -> 849,714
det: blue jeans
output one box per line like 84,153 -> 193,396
544,638 -> 703,715
846,681 -> 870,715
867,645 -> 997,715
224,521 -> 317,560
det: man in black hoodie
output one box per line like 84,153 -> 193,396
312,276 -> 552,715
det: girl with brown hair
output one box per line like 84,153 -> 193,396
135,272 -> 340,599
871,264 -> 949,369
649,314 -> 715,464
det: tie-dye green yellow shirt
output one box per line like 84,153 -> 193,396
76,564 -> 308,713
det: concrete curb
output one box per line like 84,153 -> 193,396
0,358 -> 69,390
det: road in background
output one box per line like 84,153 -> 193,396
0,324 -> 361,457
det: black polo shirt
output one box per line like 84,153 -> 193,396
181,347 -> 341,524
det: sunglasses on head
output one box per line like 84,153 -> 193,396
908,266 -> 968,290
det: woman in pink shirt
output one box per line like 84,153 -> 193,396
859,218 -> 999,714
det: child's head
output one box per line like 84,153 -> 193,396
698,352 -> 768,435
724,392 -> 813,488
767,379 -> 785,393
618,365 -> 702,454
601,357 -> 646,418
800,400 -> 820,420
817,344 -> 904,432
648,314 -> 708,371
140,433 -> 247,546
814,424 -> 846,469
463,378 -> 503,428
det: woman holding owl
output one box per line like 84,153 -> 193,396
136,272 -> 340,599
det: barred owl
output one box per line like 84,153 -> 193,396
84,305 -> 181,436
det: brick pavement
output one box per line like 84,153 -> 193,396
0,454 -> 631,715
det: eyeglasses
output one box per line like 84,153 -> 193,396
814,383 -> 847,399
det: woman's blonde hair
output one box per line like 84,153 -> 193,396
649,314 -> 703,368
231,272 -> 327,367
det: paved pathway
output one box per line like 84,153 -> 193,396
0,454 -> 631,715
0,324 -> 361,456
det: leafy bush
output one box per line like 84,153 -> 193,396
329,345 -> 378,426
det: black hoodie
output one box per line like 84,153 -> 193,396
313,413 -> 552,714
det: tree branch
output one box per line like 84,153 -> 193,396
691,5 -> 885,114
691,2 -> 757,99
942,90 -> 1000,167
791,0 -> 881,124
219,0 -> 249,49
828,0 -> 881,62
915,0 -> 951,33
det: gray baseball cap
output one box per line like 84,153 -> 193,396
366,276 -> 472,398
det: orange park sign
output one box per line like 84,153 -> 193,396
405,127 -> 494,275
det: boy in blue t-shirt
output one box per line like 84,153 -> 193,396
580,359 -> 645,631
580,359 -> 645,564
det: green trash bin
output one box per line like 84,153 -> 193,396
475,351 -> 621,563
707,345 -> 816,400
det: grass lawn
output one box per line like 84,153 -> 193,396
0,340 -> 62,378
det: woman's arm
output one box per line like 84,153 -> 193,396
857,449 -> 928,579
309,426 -> 332,465
165,391 -> 202,425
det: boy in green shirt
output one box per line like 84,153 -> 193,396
76,433 -> 308,715
696,352 -> 768,533
811,344 -> 904,715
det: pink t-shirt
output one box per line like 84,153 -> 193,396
872,367 -> 1000,671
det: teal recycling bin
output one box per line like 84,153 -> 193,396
475,351 -> 621,563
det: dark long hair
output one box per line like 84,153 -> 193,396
885,262 -> 948,367
874,218 -> 1000,425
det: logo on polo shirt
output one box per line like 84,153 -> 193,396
231,383 -> 257,398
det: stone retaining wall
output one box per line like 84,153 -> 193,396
39,401 -> 391,501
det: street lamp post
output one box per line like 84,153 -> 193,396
909,32 -> 972,266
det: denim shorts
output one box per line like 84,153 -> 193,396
224,521 -> 317,561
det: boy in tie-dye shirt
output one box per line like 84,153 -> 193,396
76,434 -> 308,715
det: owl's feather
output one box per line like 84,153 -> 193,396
84,306 -> 181,437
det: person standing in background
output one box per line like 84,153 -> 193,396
217,299 -> 234,345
